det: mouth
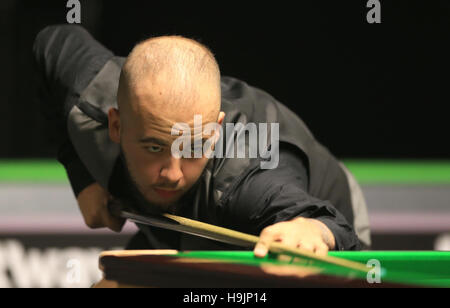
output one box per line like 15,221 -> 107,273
153,188 -> 181,198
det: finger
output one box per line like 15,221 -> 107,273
254,227 -> 281,258
314,243 -> 329,256
275,237 -> 301,262
108,216 -> 126,233
298,241 -> 315,253
101,206 -> 126,233
254,239 -> 271,258
281,236 -> 301,250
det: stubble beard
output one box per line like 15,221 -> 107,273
119,147 -> 176,215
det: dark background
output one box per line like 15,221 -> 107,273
1,0 -> 449,159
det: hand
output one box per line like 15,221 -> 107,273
76,183 -> 126,232
253,217 -> 335,258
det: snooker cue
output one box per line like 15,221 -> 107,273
109,203 -> 369,273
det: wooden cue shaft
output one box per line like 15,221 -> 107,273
163,213 -> 369,273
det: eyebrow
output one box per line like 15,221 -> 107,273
139,136 -> 212,146
139,137 -> 169,146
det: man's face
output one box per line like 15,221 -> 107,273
120,114 -> 210,210
110,79 -> 223,211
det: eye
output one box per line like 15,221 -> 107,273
147,145 -> 163,153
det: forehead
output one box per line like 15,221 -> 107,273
129,76 -> 218,114
119,74 -> 220,138
123,100 -> 219,143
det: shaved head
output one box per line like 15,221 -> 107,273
117,35 -> 221,130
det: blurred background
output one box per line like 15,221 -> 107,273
0,0 -> 449,287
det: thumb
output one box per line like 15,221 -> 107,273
102,199 -> 126,233
103,211 -> 126,233
254,240 -> 270,258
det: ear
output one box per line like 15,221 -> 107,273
212,111 -> 226,145
108,108 -> 121,144
217,111 -> 226,126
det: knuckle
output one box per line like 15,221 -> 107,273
302,243 -> 314,251
293,217 -> 307,225
261,227 -> 274,237
315,243 -> 329,252
316,243 -> 326,250
257,238 -> 270,247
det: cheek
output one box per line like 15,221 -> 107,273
182,158 -> 208,182
123,144 -> 161,184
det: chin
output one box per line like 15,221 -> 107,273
145,193 -> 179,208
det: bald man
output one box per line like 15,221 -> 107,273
33,25 -> 370,256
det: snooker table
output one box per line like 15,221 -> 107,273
97,250 -> 450,288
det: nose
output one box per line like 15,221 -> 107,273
159,156 -> 183,185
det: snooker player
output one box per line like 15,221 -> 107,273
33,25 -> 370,256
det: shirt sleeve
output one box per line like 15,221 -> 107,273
57,139 -> 95,197
33,25 -> 114,197
221,146 -> 361,251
